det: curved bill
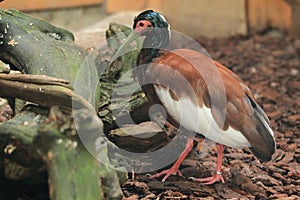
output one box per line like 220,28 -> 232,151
111,31 -> 142,63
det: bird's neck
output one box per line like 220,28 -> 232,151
135,43 -> 161,87
138,48 -> 160,65
138,32 -> 169,65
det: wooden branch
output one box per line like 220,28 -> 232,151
0,105 -> 124,199
0,73 -> 94,113
109,122 -> 175,153
0,8 -> 87,86
47,134 -> 123,200
0,9 -> 149,128
0,8 -> 162,199
96,23 -> 149,131
0,9 -> 131,199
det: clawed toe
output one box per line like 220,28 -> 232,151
149,168 -> 183,182
189,173 -> 225,185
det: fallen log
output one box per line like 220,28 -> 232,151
0,9 -> 127,200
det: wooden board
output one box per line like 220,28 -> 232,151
284,0 -> 300,36
105,0 -> 163,13
106,0 -> 147,13
0,0 -> 102,11
156,0 -> 247,38
106,0 -> 247,38
247,0 -> 291,33
105,0 -> 297,37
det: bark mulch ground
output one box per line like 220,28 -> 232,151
122,31 -> 300,200
0,31 -> 299,200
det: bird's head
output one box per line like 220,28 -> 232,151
133,10 -> 170,49
111,10 -> 170,62
133,10 -> 170,38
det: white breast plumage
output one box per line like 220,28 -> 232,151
154,84 -> 251,148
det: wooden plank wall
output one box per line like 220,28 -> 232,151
247,0 -> 291,33
0,0 -> 297,36
282,0 -> 300,36
106,0 -> 147,13
106,0 -> 162,13
157,0 -> 247,38
105,0 -> 296,37
106,0 -> 248,38
0,0 -> 102,11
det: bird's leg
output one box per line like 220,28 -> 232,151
149,137 -> 194,182
189,143 -> 225,185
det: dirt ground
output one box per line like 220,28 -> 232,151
121,31 -> 300,199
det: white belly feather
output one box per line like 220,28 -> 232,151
154,85 -> 251,148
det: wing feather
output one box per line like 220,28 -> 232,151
139,49 -> 275,161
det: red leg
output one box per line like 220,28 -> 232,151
149,137 -> 194,182
189,144 -> 225,185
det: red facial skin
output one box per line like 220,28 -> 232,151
135,20 -> 153,34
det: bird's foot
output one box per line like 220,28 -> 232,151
189,172 -> 225,185
149,167 -> 183,182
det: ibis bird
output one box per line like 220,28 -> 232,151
114,10 -> 276,184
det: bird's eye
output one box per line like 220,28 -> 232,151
138,21 -> 152,27
135,20 -> 153,31
139,22 -> 144,27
